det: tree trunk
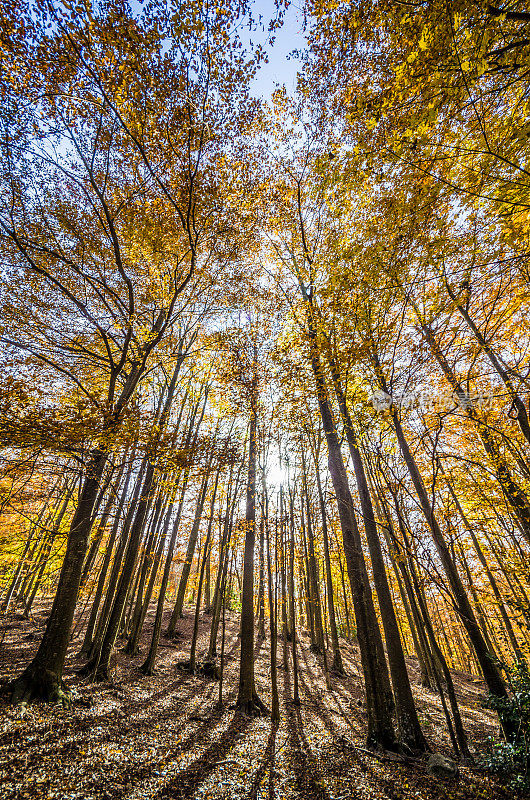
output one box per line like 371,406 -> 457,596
79,460 -> 125,591
79,455 -> 136,656
313,463 -> 344,674
141,485 -> 188,675
2,478 -> 62,613
266,499 -> 280,722
236,377 -> 268,716
446,285 -> 530,445
257,500 -> 266,639
170,471 -> 210,623
301,285 -> 396,750
127,498 -> 174,656
207,460 -> 243,659
189,472 -> 219,672
417,316 -> 530,545
24,484 -> 75,616
288,482 -> 300,705
327,355 -> 426,751
10,448 -> 108,704
383,389 -> 514,739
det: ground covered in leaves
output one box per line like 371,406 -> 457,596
0,602 -> 513,800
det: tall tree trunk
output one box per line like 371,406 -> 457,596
10,448 -> 108,704
2,478 -> 63,613
236,374 -> 267,716
189,473 -> 218,672
207,459 -> 243,659
140,501 -> 184,673
279,488 -> 291,673
313,462 -> 344,674
445,284 -> 530,445
165,390 -> 210,637
85,362 -> 184,680
416,315 -> 530,545
124,491 -> 165,648
84,455 -> 149,661
170,470 -> 210,623
300,505 -> 316,647
266,499 -> 280,722
288,482 -> 300,705
127,498 -> 174,655
446,476 -> 525,663
327,353 -> 426,751
374,492 -> 435,689
257,498 -> 266,639
300,467 -> 325,658
300,285 -> 396,750
79,460 -> 125,591
88,459 -> 157,680
374,352 -> 515,741
141,478 -> 190,674
79,454 -> 137,656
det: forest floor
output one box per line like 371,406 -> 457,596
0,602 -> 512,800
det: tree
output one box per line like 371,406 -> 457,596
1,0 -> 261,704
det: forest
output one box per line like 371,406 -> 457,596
1,0 -> 530,798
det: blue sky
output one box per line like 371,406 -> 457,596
247,0 -> 307,98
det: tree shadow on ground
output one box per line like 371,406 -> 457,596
244,720 -> 279,800
283,664 -> 333,800
296,653 -> 507,800
157,711 -> 252,799
1,678 -> 213,764
113,689 -> 240,789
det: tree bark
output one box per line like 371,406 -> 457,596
236,374 -> 268,716
373,358 -> 514,739
10,448 -> 107,704
301,285 -> 396,749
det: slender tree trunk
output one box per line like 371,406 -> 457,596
313,463 -> 344,674
374,353 -> 515,741
375,494 -> 434,688
141,477 -> 190,674
189,472 -> 219,672
327,357 -> 426,751
88,459 -> 156,679
218,558 -> 229,708
414,569 -> 471,758
85,455 -> 149,661
165,390 -> 210,637
279,489 -> 290,674
446,477 -> 525,662
127,498 -> 174,655
24,484 -> 75,615
300,469 -> 325,659
335,539 -> 352,641
79,461 -> 125,591
79,454 -> 136,656
2,478 -> 63,613
170,471 -> 210,623
85,363 -> 185,680
124,491 -> 165,647
257,504 -> 266,639
300,506 -> 316,647
266,500 -> 280,722
301,287 -> 396,749
288,482 -> 300,705
415,316 -> 530,545
446,286 -> 530,445
207,460 -> 242,660
236,375 -> 267,716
